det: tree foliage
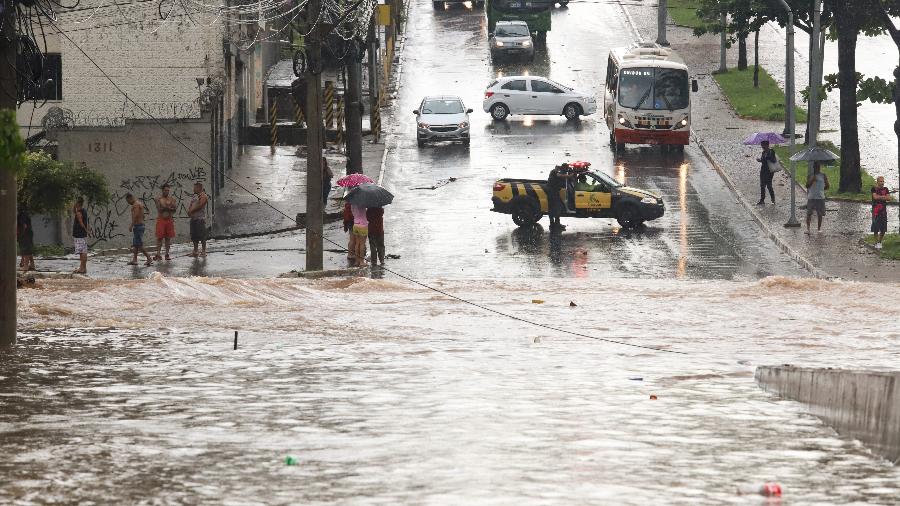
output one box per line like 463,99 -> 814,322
0,109 -> 25,175
17,152 -> 110,214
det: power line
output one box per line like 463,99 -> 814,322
45,16 -> 684,356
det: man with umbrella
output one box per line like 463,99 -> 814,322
756,140 -> 778,205
344,182 -> 394,267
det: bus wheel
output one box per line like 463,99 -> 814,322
558,0 -> 569,6
536,32 -> 547,46
433,1 -> 442,8
490,103 -> 509,121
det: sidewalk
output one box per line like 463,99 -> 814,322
620,3 -> 900,281
213,135 -> 385,237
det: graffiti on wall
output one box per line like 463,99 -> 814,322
88,166 -> 208,244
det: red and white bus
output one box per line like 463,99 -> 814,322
603,43 -> 698,153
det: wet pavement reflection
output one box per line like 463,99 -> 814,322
380,0 -> 803,281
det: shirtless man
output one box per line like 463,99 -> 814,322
153,184 -> 177,261
188,182 -> 209,257
126,194 -> 153,266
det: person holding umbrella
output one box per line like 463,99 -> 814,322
805,162 -> 829,233
337,174 -> 376,264
756,140 -> 778,205
345,182 -> 394,268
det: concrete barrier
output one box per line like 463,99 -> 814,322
755,366 -> 900,464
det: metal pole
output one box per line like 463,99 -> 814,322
305,0 -> 324,271
779,0 -> 800,227
718,12 -> 727,73
656,0 -> 669,46
807,0 -> 822,180
346,44 -> 364,173
0,5 -> 16,349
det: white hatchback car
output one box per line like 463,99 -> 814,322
482,76 -> 597,121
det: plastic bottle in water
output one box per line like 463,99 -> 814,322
736,482 -> 782,497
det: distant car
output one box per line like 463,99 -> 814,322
414,95 -> 473,147
433,0 -> 483,8
482,76 -> 597,121
489,20 -> 534,62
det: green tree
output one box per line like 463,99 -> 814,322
0,109 -> 24,175
17,152 -> 110,214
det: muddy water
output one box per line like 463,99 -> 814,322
4,275 -> 900,504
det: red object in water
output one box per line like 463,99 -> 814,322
761,483 -> 782,497
649,394 -> 658,400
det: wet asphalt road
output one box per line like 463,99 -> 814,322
377,0 -> 803,280
33,0 -> 805,281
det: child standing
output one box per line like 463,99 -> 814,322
350,203 -> 368,267
366,207 -> 385,265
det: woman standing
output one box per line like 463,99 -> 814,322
756,140 -> 777,205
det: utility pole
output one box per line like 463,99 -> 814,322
305,0 -> 324,271
345,42 -> 363,174
0,2 -> 18,348
656,0 -> 669,46
367,18 -> 379,140
778,0 -> 800,228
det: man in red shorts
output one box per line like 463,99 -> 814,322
153,184 -> 177,261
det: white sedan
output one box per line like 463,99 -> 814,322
482,76 -> 597,121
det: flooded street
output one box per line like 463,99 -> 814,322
5,275 -> 900,504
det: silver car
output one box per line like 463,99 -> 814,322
414,96 -> 472,147
489,20 -> 534,62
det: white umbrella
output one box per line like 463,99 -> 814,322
789,146 -> 839,162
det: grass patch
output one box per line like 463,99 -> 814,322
33,244 -> 67,257
772,140 -> 880,202
714,67 -> 808,123
668,0 -> 704,29
864,234 -> 900,260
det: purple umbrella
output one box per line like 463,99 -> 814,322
743,132 -> 787,145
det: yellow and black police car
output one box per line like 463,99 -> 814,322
491,161 -> 664,228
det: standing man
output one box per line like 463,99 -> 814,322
126,194 -> 154,266
871,176 -> 891,249
153,184 -> 177,261
547,164 -> 573,231
72,197 -> 90,274
188,182 -> 209,257
756,140 -> 777,205
805,162 -> 829,233
17,203 -> 35,272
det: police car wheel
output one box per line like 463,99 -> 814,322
512,202 -> 540,227
616,203 -> 641,229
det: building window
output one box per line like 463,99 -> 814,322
23,53 -> 62,101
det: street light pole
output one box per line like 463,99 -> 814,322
778,0 -> 800,228
807,0 -> 823,183
656,0 -> 669,47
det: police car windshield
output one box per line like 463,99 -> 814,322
592,171 -> 622,188
422,99 -> 465,114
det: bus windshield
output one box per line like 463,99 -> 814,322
618,67 -> 689,111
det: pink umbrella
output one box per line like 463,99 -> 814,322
337,173 -> 374,187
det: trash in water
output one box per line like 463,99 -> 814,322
386,254 -> 401,259
532,299 -> 544,304
649,394 -> 658,400
533,336 -> 542,343
569,301 -> 577,307
736,483 -> 782,497
284,455 -> 299,466
628,377 -> 643,381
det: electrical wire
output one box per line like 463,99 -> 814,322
45,12 -> 684,357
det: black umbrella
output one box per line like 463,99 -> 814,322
346,183 -> 394,208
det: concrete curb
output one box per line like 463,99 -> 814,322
756,365 -> 900,464
613,0 -> 829,280
377,0 -> 412,186
278,266 -> 369,279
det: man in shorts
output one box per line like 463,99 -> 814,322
126,194 -> 154,266
153,184 -> 177,261
871,176 -> 891,249
72,197 -> 90,274
187,182 -> 208,257
804,162 -> 829,233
